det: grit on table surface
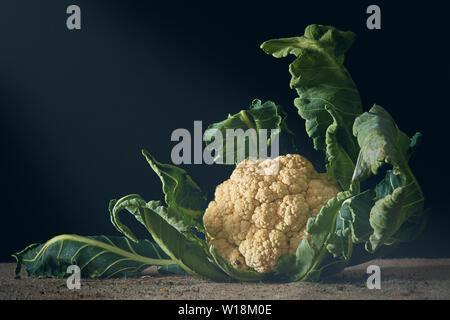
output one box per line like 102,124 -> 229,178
1,259 -> 449,300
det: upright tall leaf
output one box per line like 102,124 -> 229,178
261,24 -> 362,189
325,106 -> 358,189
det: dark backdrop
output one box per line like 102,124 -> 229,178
1,1 -> 448,262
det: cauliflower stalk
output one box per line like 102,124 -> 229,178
203,154 -> 339,273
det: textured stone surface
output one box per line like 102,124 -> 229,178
1,259 -> 449,300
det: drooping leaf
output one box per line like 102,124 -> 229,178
204,99 -> 297,164
12,235 -> 174,278
351,105 -> 425,252
374,169 -> 403,200
109,195 -> 148,242
337,189 -> 376,244
142,150 -> 207,221
367,178 -> 425,252
110,194 -> 205,244
390,208 -> 430,243
261,24 -> 362,188
110,194 -> 229,281
326,233 -> 348,258
407,132 -> 422,160
352,105 -> 411,181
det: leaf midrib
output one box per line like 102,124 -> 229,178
23,234 -> 174,266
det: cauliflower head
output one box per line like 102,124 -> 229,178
203,154 -> 339,273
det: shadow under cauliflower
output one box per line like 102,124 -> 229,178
203,154 -> 339,273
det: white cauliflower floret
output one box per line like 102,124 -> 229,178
203,154 -> 339,273
239,229 -> 288,272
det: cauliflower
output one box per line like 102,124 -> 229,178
203,154 -> 339,273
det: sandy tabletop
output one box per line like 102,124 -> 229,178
1,259 -> 449,300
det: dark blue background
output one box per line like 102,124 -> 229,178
0,1 -> 448,261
